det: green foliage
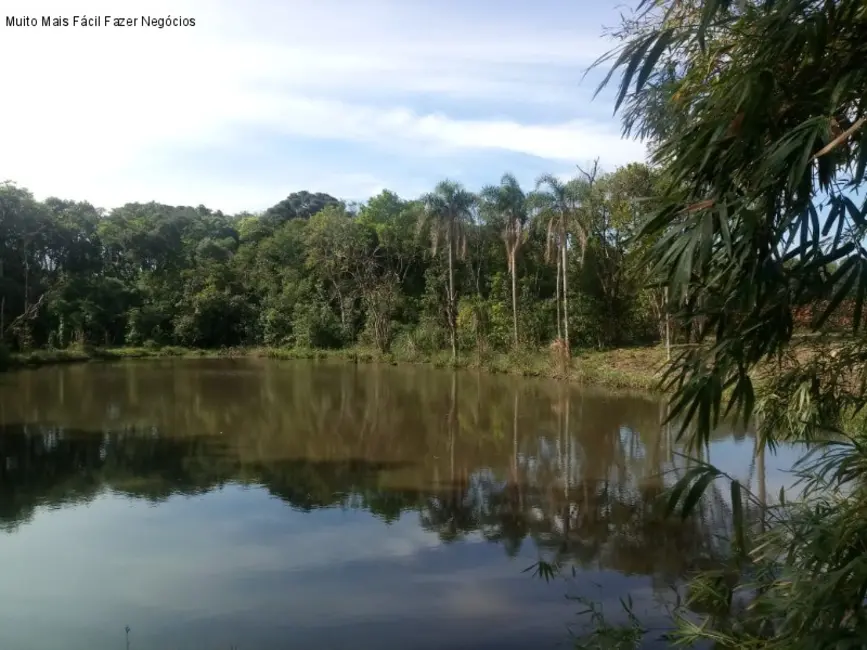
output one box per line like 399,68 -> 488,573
0,162 -> 669,365
571,595 -> 645,650
599,0 -> 867,646
263,190 -> 341,226
480,174 -> 530,349
291,293 -> 343,349
126,305 -> 171,346
398,316 -> 448,357
456,295 -> 492,356
419,180 -> 478,359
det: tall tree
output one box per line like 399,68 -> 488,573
530,175 -> 586,356
420,181 -> 476,361
305,205 -> 372,338
263,191 -> 341,225
480,173 -> 529,350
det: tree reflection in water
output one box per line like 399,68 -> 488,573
0,361 -> 752,592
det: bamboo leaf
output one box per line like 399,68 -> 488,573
717,201 -> 732,255
615,34 -> 658,112
636,29 -> 675,94
799,203 -> 809,253
730,479 -> 747,557
680,468 -> 721,520
666,467 -> 710,516
698,0 -> 722,51
821,199 -> 842,236
855,118 -> 867,184
815,256 -> 859,329
854,260 -> 867,333
841,195 -> 865,228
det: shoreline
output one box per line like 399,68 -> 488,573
2,344 -> 667,392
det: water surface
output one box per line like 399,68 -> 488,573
0,359 -> 794,649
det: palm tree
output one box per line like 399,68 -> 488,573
479,173 -> 528,350
419,180 -> 476,361
529,175 -> 588,357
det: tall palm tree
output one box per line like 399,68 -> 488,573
529,175 -> 587,357
419,180 -> 476,361
479,173 -> 528,350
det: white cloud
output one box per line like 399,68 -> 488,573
0,0 -> 642,211
209,96 -> 644,164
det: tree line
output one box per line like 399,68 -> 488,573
0,164 -> 672,360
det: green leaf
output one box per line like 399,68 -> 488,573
809,202 -> 820,249
815,256 -> 859,329
636,29 -> 675,94
698,0 -> 723,51
821,199 -> 842,236
680,467 -> 721,520
665,466 -> 709,517
855,119 -> 867,184
841,195 -> 865,228
615,34 -> 658,112
799,203 -> 809,256
730,479 -> 747,557
853,260 -> 867,333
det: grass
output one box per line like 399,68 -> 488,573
4,344 -> 240,369
2,342 -> 668,392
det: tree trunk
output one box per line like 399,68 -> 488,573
334,281 -> 346,327
511,251 -> 519,350
555,253 -> 562,341
561,222 -> 570,358
447,222 -> 457,362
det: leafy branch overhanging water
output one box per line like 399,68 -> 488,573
595,0 -> 867,647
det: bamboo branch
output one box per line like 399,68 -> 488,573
813,116 -> 866,160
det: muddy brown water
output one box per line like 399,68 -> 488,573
0,359 -> 798,649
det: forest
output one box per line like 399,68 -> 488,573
0,164 -> 670,361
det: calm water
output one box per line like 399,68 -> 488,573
0,359 -> 797,650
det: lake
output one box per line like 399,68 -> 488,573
0,359 -> 798,650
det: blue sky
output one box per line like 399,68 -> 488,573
0,0 -> 646,213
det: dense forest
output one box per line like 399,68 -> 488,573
0,164 -> 670,359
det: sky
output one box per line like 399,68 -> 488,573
0,0 -> 646,214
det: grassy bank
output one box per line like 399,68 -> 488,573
3,345 -> 241,369
256,345 -> 667,391
2,343 -> 667,391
